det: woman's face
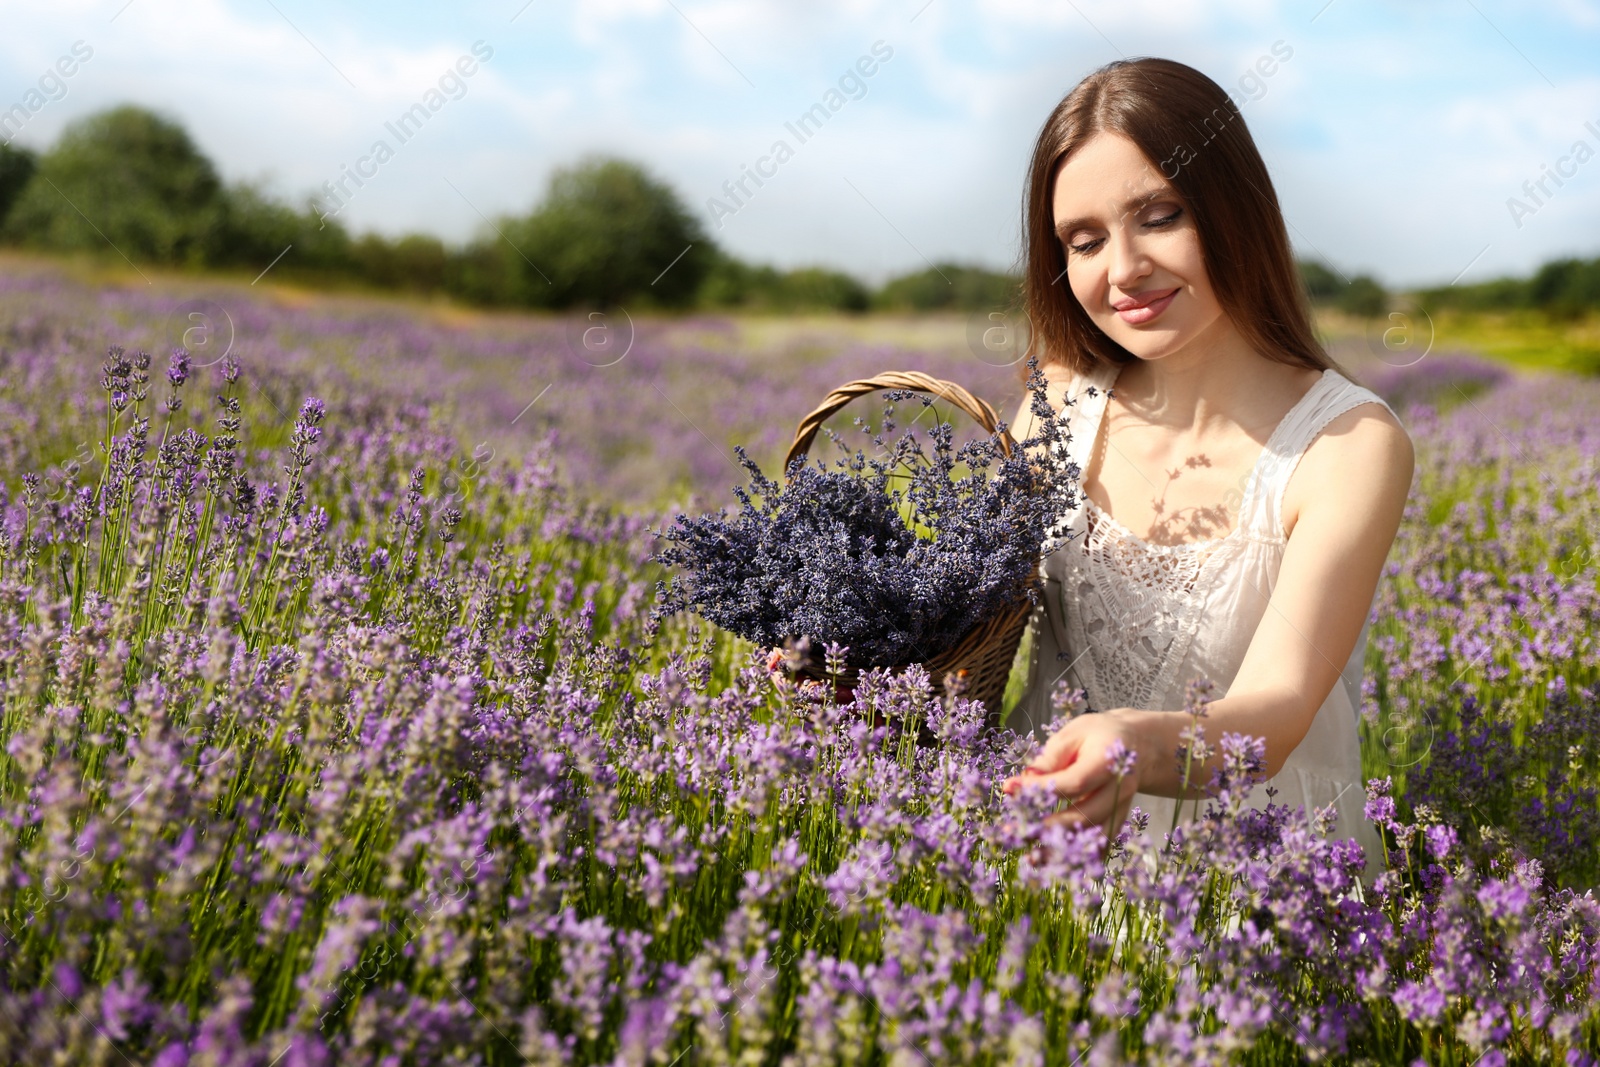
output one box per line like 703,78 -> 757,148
1051,132 -> 1228,361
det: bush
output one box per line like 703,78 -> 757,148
697,254 -> 870,312
2,105 -> 222,266
1530,257 -> 1600,319
1415,255 -> 1600,318
1339,274 -> 1388,318
353,232 -> 447,293
874,263 -> 1019,312
1297,261 -> 1389,318
773,266 -> 870,312
1418,274 -> 1529,313
493,155 -> 713,310
210,182 -> 356,278
696,252 -> 777,308
0,142 -> 36,230
1298,259 -> 1345,303
442,237 -> 523,306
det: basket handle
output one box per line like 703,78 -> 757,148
782,370 -> 1016,474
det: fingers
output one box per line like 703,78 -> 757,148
1002,723 -> 1086,795
1013,755 -> 1112,802
1005,763 -> 1078,796
1043,773 -> 1138,835
1027,723 -> 1084,775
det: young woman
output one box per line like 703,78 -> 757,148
1001,57 -> 1413,868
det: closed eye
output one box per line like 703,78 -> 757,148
1066,208 -> 1183,257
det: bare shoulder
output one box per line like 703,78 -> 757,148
1283,391 -> 1415,537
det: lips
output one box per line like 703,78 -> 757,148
1112,287 -> 1178,311
1113,287 -> 1179,325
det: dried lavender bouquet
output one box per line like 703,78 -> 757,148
650,358 -> 1080,673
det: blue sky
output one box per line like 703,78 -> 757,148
2,0 -> 1598,287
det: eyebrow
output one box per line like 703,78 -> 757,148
1054,188 -> 1178,237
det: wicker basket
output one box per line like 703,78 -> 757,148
777,370 -> 1037,725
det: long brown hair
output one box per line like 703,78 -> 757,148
1018,57 -> 1340,380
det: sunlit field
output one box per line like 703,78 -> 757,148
2,257 -> 1598,1064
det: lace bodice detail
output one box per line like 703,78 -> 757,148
1076,498 -> 1212,710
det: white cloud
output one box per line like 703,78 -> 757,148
0,0 -> 1594,284
1551,0 -> 1600,28
974,0 -> 1277,35
1439,78 -> 1600,154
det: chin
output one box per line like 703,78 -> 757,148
1099,325 -> 1191,361
1092,300 -> 1225,363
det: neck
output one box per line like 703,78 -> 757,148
1109,320 -> 1308,436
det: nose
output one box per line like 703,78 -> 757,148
1105,224 -> 1153,293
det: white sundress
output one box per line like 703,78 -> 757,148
1005,361 -> 1393,870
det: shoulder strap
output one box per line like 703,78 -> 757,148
1240,370 -> 1398,539
1059,361 -> 1121,474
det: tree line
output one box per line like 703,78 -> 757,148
1415,258 -> 1600,319
0,105 -> 1016,313
0,104 -> 1592,320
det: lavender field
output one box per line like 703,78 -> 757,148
1,260 -> 1598,1064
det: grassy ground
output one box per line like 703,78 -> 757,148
1316,304 -> 1600,376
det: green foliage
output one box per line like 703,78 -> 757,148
697,252 -> 869,311
1529,257 -> 1600,319
0,142 -> 36,229
0,110 -> 721,309
353,232 -> 447,293
873,262 -> 1019,311
209,182 -> 356,278
1339,274 -> 1389,318
1298,260 -> 1345,303
1298,261 -> 1390,319
495,155 -> 713,309
696,251 -> 776,307
1429,276 -> 1528,312
441,237 -> 523,306
3,105 -> 222,265
25,102 -> 1593,335
1416,256 -> 1600,319
778,266 -> 870,311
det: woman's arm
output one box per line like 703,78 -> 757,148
1003,400 -> 1415,831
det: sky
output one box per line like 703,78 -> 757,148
2,0 -> 1598,288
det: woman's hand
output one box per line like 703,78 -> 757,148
1002,708 -> 1148,836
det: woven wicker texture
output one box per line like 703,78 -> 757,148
781,371 -> 1033,723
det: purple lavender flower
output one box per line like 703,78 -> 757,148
1104,737 -> 1137,779
0,267 -> 1593,1064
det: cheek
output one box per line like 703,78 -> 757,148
1065,260 -> 1104,315
1170,233 -> 1212,294
1189,270 -> 1224,319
